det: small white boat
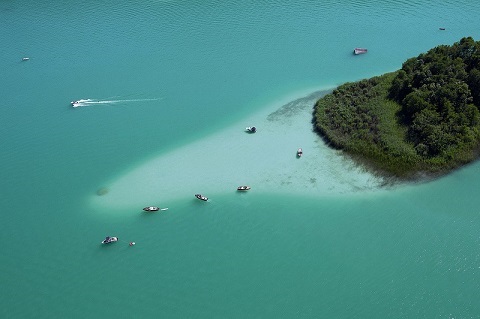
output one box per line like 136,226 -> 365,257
71,99 -> 91,107
237,186 -> 251,191
101,236 -> 118,244
195,194 -> 208,201
297,148 -> 303,157
353,48 -> 368,55
22,57 -> 30,61
143,206 -> 160,212
245,126 -> 257,133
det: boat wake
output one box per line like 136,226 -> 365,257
71,98 -> 160,108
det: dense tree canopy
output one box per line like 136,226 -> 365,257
314,37 -> 480,178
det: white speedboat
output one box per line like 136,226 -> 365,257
195,194 -> 208,201
297,148 -> 303,157
101,236 -> 118,244
143,206 -> 160,212
245,126 -> 257,133
237,186 -> 251,191
22,57 -> 30,61
71,99 -> 91,107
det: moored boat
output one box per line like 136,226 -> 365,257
101,236 -> 118,244
237,186 -> 251,191
143,206 -> 160,212
353,48 -> 368,55
297,148 -> 303,157
195,194 -> 208,201
245,126 -> 257,133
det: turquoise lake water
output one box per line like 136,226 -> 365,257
2,1 -> 480,318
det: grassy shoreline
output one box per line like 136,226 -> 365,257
313,38 -> 480,180
313,72 -> 423,180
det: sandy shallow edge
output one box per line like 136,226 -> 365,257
91,86 -> 389,209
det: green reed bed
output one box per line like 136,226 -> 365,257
314,37 -> 480,179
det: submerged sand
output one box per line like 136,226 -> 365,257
91,88 -> 386,209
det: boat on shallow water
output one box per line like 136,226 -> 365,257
22,57 -> 29,61
237,186 -> 251,191
143,206 -> 160,212
353,48 -> 368,55
195,194 -> 208,201
101,236 -> 118,244
245,126 -> 257,133
297,148 -> 303,157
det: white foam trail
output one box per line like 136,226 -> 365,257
82,100 -> 116,104
72,98 -> 161,107
117,98 -> 160,103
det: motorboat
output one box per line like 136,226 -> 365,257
439,27 -> 446,30
237,186 -> 251,191
143,206 -> 160,212
71,99 -> 91,107
297,148 -> 303,157
353,48 -> 368,55
195,194 -> 208,201
22,57 -> 29,61
101,236 -> 118,244
245,126 -> 257,133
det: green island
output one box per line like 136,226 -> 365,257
314,37 -> 480,180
